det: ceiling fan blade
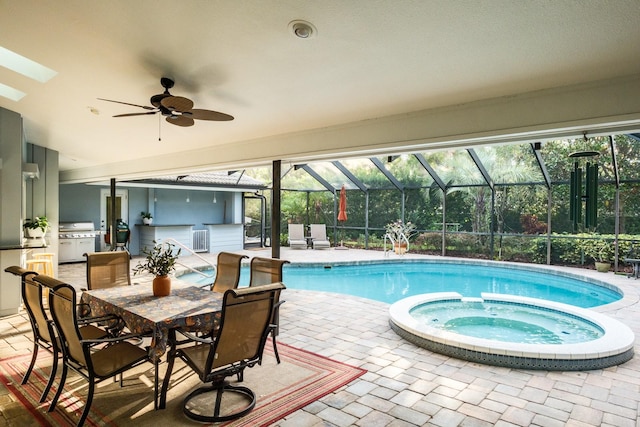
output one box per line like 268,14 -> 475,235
150,93 -> 171,108
97,98 -> 155,110
161,96 -> 194,112
187,109 -> 234,121
113,111 -> 158,118
166,115 -> 195,127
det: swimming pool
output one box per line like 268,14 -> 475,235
177,260 -> 622,308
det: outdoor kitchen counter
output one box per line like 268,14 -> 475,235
202,223 -> 244,252
136,224 -> 195,252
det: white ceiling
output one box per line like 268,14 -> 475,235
1,1 -> 639,182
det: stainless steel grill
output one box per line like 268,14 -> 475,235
59,222 -> 97,263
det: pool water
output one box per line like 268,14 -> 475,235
410,299 -> 604,344
178,261 -> 621,308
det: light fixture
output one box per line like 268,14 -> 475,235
186,192 -> 190,203
289,20 -> 316,39
213,192 -> 217,204
22,163 -> 39,179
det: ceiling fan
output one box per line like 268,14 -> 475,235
98,77 -> 234,127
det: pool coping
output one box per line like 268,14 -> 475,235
389,292 -> 635,370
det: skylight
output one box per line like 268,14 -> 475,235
0,82 -> 26,101
0,46 -> 57,83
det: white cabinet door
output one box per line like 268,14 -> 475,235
58,240 -> 76,263
77,239 -> 96,258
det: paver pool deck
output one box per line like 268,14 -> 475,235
2,248 -> 640,426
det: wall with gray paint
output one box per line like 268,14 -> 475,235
59,184 -> 239,256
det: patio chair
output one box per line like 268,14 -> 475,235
160,283 -> 285,422
4,267 -> 109,405
210,252 -> 249,292
287,223 -> 308,249
248,257 -> 290,363
83,251 -> 139,340
84,251 -> 131,290
41,277 -> 150,427
310,224 -> 331,249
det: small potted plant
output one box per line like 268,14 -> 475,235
141,211 -> 153,225
385,219 -> 417,254
24,216 -> 49,239
582,237 -> 614,272
133,241 -> 181,296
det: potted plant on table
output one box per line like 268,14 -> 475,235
24,216 -> 49,240
384,220 -> 417,254
133,241 -> 181,296
140,211 -> 153,225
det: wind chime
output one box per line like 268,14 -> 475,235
569,150 -> 599,232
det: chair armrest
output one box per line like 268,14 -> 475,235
77,313 -> 119,325
81,332 -> 149,345
77,302 -> 93,318
174,329 -> 215,345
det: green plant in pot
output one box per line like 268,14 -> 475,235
582,237 -> 614,272
24,216 -> 49,239
140,211 -> 153,225
133,241 -> 181,296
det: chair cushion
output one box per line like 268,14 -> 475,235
90,342 -> 148,378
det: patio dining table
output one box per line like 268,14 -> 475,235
80,280 -> 223,409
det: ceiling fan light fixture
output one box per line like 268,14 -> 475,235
289,20 -> 316,39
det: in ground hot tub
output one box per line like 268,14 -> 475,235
389,292 -> 634,370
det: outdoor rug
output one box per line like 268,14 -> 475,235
0,343 -> 366,426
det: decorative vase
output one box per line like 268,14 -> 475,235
143,218 -> 153,225
595,262 -> 610,273
394,242 -> 407,255
153,275 -> 171,296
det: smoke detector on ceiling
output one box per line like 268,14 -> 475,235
289,20 -> 317,39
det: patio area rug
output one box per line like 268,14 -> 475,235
0,343 -> 366,426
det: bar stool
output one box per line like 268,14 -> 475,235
26,259 -> 54,276
34,253 -> 55,266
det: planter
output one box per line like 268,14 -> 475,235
143,218 -> 153,225
595,262 -> 611,273
394,243 -> 408,255
25,228 -> 46,238
153,275 -> 171,296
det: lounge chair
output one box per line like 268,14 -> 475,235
288,223 -> 307,249
310,224 -> 330,249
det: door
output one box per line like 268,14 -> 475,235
243,194 -> 265,248
100,189 -> 129,251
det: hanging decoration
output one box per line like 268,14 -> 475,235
569,149 -> 599,232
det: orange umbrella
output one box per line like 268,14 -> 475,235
337,185 -> 347,222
